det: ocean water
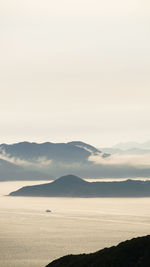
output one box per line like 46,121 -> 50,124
1,180 -> 150,267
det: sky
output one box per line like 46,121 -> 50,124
0,0 -> 150,147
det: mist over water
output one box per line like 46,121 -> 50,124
1,180 -> 150,267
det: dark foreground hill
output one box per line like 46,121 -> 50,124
46,235 -> 150,267
9,174 -> 150,197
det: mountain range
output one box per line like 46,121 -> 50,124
0,141 -> 107,180
101,140 -> 150,154
1,140 -> 150,181
0,141 -> 103,163
113,140 -> 150,150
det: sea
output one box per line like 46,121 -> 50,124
1,179 -> 150,267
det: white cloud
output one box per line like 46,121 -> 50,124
0,149 -> 52,168
88,153 -> 150,168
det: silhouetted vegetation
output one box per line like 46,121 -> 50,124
46,235 -> 150,267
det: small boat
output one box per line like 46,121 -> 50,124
46,209 -> 51,213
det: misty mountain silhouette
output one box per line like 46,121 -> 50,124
46,235 -> 150,267
101,147 -> 150,155
0,141 -> 103,163
113,140 -> 150,150
101,139 -> 150,155
1,140 -> 150,180
0,141 -> 109,181
0,159 -> 50,181
9,174 -> 150,197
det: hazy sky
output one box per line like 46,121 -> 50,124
0,0 -> 150,147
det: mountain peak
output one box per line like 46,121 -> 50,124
53,174 -> 87,185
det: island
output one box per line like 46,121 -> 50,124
9,174 -> 150,197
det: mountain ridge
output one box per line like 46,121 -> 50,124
0,141 -> 103,162
0,141 -> 105,180
46,235 -> 150,267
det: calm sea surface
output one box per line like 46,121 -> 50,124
1,179 -> 150,267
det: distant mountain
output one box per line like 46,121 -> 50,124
1,140 -> 150,180
0,141 -> 109,180
112,140 -> 150,150
46,235 -> 150,267
0,141 -> 103,163
100,147 -> 150,155
0,159 -> 50,181
9,174 -> 150,197
100,140 -> 150,155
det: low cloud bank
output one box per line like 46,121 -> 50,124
0,149 -> 52,168
88,153 -> 150,168
1,148 -> 150,179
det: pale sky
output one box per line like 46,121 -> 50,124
0,0 -> 150,147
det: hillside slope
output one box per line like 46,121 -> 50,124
46,235 -> 150,267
